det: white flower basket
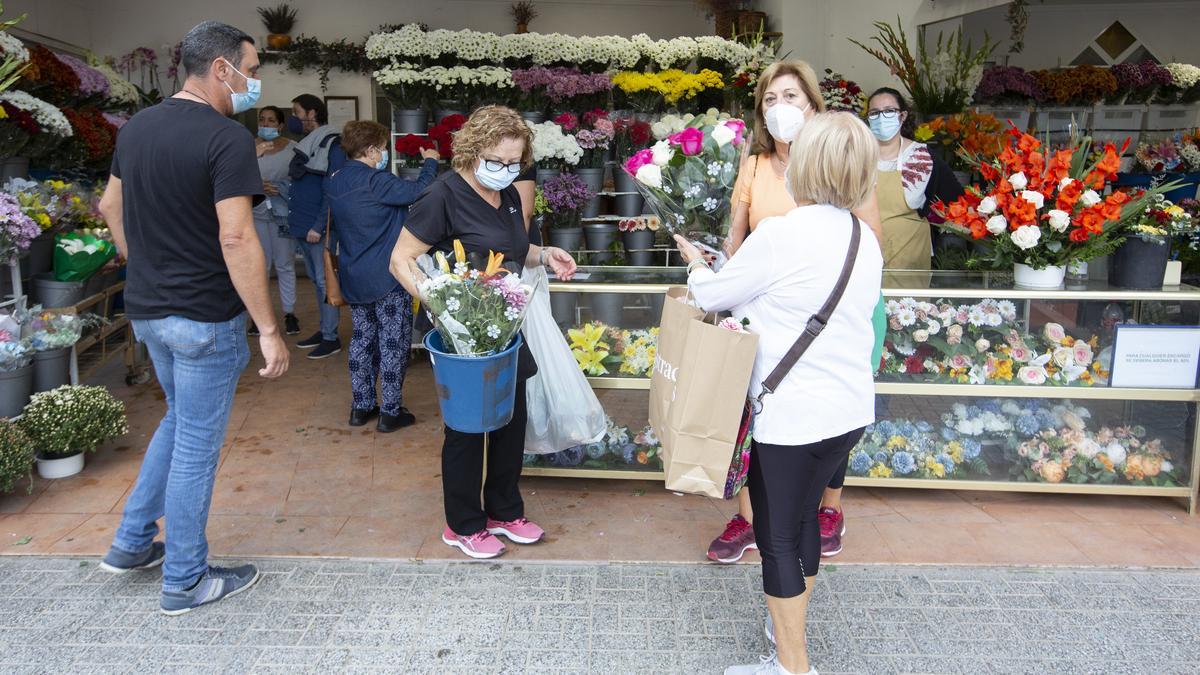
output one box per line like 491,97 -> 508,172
1034,106 -> 1091,145
1090,104 -> 1145,149
1144,103 -> 1200,132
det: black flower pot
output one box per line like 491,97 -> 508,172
548,227 -> 583,253
1111,237 -> 1170,289
622,229 -> 656,266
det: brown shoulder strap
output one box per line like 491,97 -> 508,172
756,213 -> 861,405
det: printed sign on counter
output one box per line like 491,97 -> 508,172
1109,325 -> 1200,389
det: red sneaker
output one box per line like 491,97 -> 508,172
818,507 -> 845,558
486,517 -> 545,544
442,527 -> 506,559
706,514 -> 757,563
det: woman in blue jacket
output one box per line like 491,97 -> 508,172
327,120 -> 439,432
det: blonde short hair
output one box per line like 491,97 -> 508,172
753,60 -> 825,156
786,112 -> 878,211
451,105 -> 533,173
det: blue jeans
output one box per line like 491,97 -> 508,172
112,314 -> 250,591
298,240 -> 340,341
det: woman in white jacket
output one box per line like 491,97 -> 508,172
676,112 -> 883,675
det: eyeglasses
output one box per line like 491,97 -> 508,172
483,159 -> 522,174
866,108 -> 902,121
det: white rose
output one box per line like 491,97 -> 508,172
635,164 -> 663,188
651,140 -> 674,167
1021,190 -> 1045,209
711,123 -> 735,147
913,329 -> 929,343
1080,190 -> 1101,208
975,338 -> 991,353
1010,225 -> 1042,250
1047,209 -> 1071,232
977,196 -> 997,215
1009,172 -> 1028,190
1105,442 -> 1127,466
986,214 -> 1008,235
1059,176 -> 1075,190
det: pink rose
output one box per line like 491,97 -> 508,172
624,148 -> 654,176
1010,346 -> 1032,363
723,119 -> 746,146
1043,322 -> 1066,343
950,354 -> 973,370
669,127 -> 705,156
1018,366 -> 1047,385
1072,339 -> 1093,365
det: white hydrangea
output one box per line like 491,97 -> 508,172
0,91 -> 72,137
0,31 -> 29,62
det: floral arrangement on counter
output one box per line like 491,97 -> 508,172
1014,425 -> 1184,486
933,125 -> 1167,271
557,110 -> 615,169
1031,65 -> 1117,106
528,120 -> 583,170
848,418 -> 987,480
413,240 -> 533,356
1124,194 -> 1194,245
625,116 -> 745,254
972,66 -> 1043,106
818,69 -> 866,113
915,110 -> 1006,172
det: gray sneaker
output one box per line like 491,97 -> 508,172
99,541 -> 165,574
160,564 -> 261,616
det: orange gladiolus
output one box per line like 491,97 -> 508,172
968,216 -> 988,239
1016,133 -> 1041,154
1069,227 -> 1091,242
1046,149 -> 1073,185
1005,199 -> 1038,228
1056,180 -> 1083,211
1079,209 -> 1105,234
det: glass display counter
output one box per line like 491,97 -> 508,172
524,268 -> 1200,513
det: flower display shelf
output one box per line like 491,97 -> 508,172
1145,104 -> 1200,133
533,268 -> 1200,513
1090,104 -> 1145,150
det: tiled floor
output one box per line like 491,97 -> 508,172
2,303 -> 1199,566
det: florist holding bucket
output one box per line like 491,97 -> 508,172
389,105 -> 577,560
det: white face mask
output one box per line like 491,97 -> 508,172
764,103 -> 808,144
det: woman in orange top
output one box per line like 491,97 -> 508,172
708,61 -> 883,565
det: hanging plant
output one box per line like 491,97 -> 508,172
1006,0 -> 1029,55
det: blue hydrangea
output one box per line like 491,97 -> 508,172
584,442 -> 608,459
850,451 -> 872,474
873,451 -> 888,464
941,427 -> 959,441
1016,414 -> 1040,436
547,446 -> 585,467
1036,409 -> 1057,429
967,405 -> 982,418
891,451 -> 917,475
979,400 -> 1003,414
915,420 -> 933,433
937,453 -> 956,475
620,443 -> 637,464
962,439 -> 982,460
875,421 -> 896,437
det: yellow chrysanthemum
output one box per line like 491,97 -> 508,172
868,463 -> 893,478
925,456 -> 946,478
886,435 -> 907,450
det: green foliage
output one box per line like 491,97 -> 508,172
259,35 -> 372,92
0,419 -> 34,494
18,385 -> 127,459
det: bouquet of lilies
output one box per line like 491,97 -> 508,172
623,117 -> 746,260
413,240 -> 535,356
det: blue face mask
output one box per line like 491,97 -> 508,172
375,149 -> 389,171
475,159 -> 519,191
286,115 -> 304,135
870,115 -> 902,142
221,58 -> 261,115
257,127 -> 280,141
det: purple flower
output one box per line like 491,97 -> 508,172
102,112 -> 130,129
512,67 -> 612,103
0,193 -> 42,262
55,53 -> 111,98
542,173 -> 594,212
974,66 -> 1043,105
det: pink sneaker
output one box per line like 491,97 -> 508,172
442,527 -> 506,559
486,517 -> 545,544
818,507 -> 845,558
707,514 -> 757,563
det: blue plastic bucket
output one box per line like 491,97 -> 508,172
424,331 -> 522,434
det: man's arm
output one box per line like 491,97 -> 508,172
98,176 -> 128,259
216,196 -> 289,379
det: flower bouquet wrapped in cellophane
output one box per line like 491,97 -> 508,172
411,239 -> 537,356
623,116 -> 747,266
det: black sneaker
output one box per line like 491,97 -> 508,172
307,339 -> 342,360
99,541 -> 165,574
296,331 -> 323,349
247,321 -> 260,337
284,313 -> 301,336
377,408 -> 416,433
160,564 -> 261,616
349,407 -> 378,427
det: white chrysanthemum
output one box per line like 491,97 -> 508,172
0,31 -> 29,62
0,91 -> 72,137
1165,62 -> 1200,89
93,63 -> 139,105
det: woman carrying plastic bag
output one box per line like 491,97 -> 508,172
521,265 -> 606,454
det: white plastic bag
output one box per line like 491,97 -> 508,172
522,266 -> 606,454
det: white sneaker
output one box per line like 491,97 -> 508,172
726,652 -> 817,675
766,612 -> 775,645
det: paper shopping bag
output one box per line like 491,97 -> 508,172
649,288 -> 758,498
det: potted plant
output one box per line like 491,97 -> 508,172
7,179 -> 55,279
258,3 -> 298,50
618,216 -> 660,266
0,190 -> 40,290
529,120 -> 583,185
0,418 -> 33,495
935,127 -> 1170,289
541,173 -> 593,252
611,117 -> 652,216
394,134 -> 437,179
19,384 -> 127,479
510,1 -> 538,34
0,313 -> 31,418
27,309 -> 85,394
560,110 -> 614,218
1111,194 -> 1193,289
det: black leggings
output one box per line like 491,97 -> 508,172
748,427 -> 865,598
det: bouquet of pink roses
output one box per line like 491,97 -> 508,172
623,118 -> 746,260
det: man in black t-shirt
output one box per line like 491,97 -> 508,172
96,21 -> 289,616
